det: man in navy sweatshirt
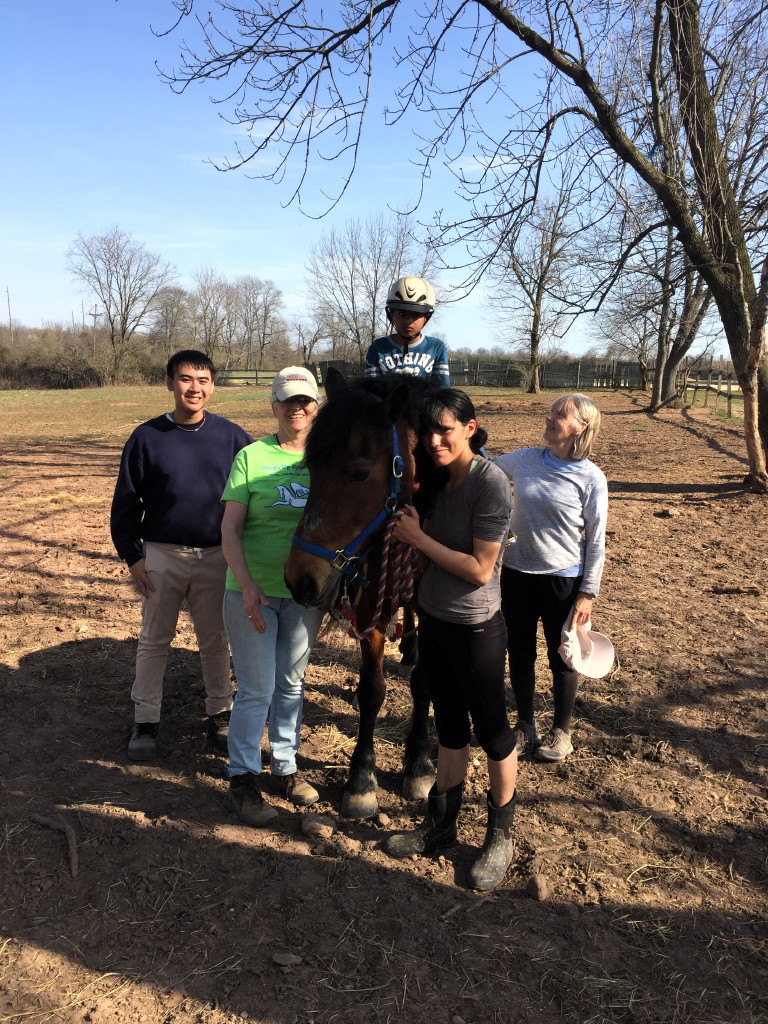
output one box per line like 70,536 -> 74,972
110,350 -> 252,761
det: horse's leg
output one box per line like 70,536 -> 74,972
398,605 -> 417,669
341,631 -> 386,819
401,655 -> 435,801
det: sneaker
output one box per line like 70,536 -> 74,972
536,728 -> 574,762
207,710 -> 231,754
223,773 -> 279,827
128,722 -> 158,762
511,719 -> 540,756
274,772 -> 319,807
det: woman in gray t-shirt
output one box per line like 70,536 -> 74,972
382,388 -> 517,892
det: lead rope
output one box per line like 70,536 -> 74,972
340,518 -> 419,641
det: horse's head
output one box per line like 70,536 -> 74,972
284,369 -> 431,609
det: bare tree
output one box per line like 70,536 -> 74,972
305,213 -> 437,361
289,319 -> 326,366
596,281 -> 659,392
234,275 -> 285,369
190,268 -> 231,362
593,221 -> 713,402
490,193 -> 581,393
66,228 -> 176,381
149,286 -> 194,360
162,0 -> 768,490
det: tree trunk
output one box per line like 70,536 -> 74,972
739,364 -> 768,493
659,348 -> 689,404
650,334 -> 668,409
757,354 -> 768,461
527,358 -> 541,394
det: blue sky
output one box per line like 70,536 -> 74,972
1,1 -> 593,353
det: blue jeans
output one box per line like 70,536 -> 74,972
223,589 -> 324,779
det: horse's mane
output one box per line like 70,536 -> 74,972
305,373 -> 440,469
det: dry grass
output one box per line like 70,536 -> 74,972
1,385 -> 767,1024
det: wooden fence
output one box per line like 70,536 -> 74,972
217,369 -> 276,386
217,363 -> 738,412
316,358 -> 646,389
683,371 -> 742,417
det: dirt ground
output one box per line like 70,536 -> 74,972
1,388 -> 767,1024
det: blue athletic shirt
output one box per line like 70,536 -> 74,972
364,334 -> 449,386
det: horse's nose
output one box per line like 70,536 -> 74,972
285,571 -> 320,608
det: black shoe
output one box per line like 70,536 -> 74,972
223,772 -> 279,828
207,710 -> 231,754
128,722 -> 158,762
511,719 -> 540,757
384,782 -> 463,859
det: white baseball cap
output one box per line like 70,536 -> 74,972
270,366 -> 319,403
558,618 -> 615,679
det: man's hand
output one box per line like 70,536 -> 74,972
128,559 -> 154,599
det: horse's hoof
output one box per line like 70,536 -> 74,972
402,774 -> 434,801
341,791 -> 378,819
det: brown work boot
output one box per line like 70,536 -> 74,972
274,772 -> 319,807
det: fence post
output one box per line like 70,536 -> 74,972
704,370 -> 710,407
727,374 -> 733,418
714,373 -> 722,414
576,360 -> 581,389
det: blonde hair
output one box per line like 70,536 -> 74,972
550,393 -> 601,460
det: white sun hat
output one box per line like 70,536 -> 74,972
270,366 -> 319,403
558,616 -> 615,679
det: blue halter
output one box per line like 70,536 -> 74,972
291,421 -> 404,587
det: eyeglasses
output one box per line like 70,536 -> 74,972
280,395 -> 316,406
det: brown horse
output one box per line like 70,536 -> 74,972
284,369 -> 440,818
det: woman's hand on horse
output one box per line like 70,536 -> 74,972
393,504 -> 423,546
243,583 -> 270,633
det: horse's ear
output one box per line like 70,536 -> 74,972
324,366 -> 348,399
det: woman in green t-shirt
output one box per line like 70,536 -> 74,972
220,367 -> 324,828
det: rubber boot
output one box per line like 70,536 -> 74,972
468,790 -> 517,891
384,782 -> 463,859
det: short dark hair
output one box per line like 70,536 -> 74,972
166,350 -> 216,380
422,387 -> 488,453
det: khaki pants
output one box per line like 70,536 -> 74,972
131,542 -> 233,723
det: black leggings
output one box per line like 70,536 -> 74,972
418,609 -> 515,762
500,567 -> 581,733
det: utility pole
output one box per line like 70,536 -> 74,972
6,287 -> 14,351
90,305 -> 100,361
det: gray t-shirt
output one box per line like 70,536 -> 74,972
418,457 -> 513,625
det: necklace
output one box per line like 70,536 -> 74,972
172,412 -> 206,432
274,432 -> 303,452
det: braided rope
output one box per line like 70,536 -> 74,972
341,518 -> 419,641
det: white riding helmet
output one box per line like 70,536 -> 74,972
385,276 -> 435,320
